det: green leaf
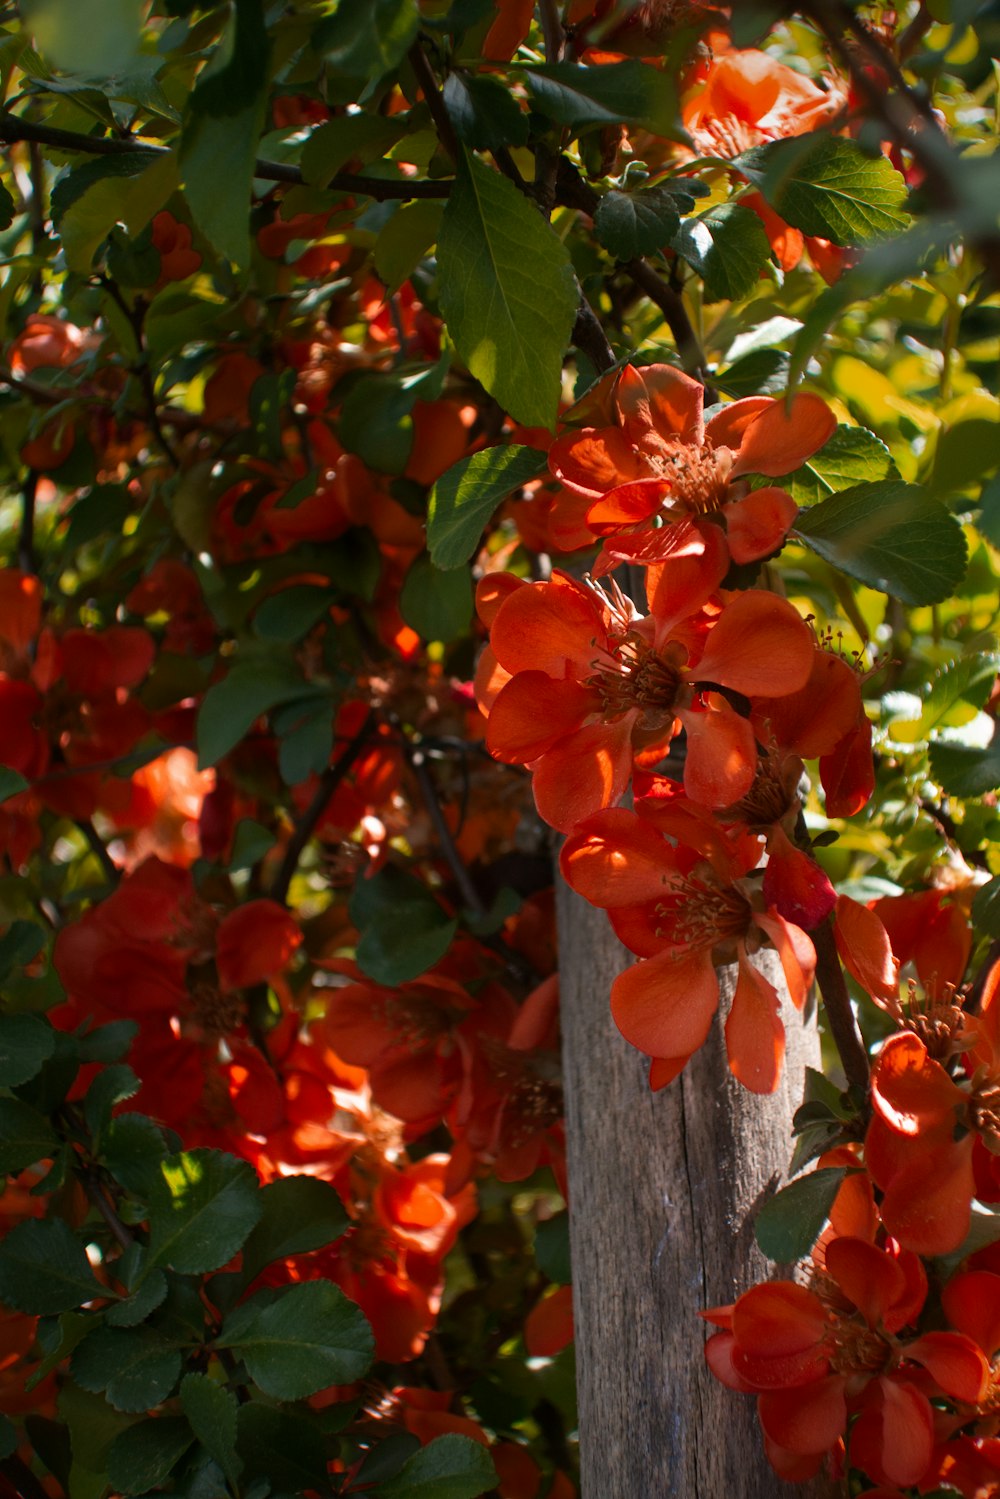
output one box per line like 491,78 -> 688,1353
0,767 -> 28,803
78,1019 -> 139,1065
973,877 -> 1000,938
736,134 -> 909,248
0,1097 -> 57,1175
0,1012 -> 55,1087
59,1384 -> 136,1478
921,652 -> 1000,734
0,1412 -> 16,1461
930,725 -> 1000,799
0,1218 -> 102,1313
83,1062 -> 139,1143
228,819 -> 278,871
776,425 -> 897,506
0,921 -> 45,981
754,1167 -> 847,1262
377,1434 -> 498,1499
253,584 -> 334,643
179,1375 -> 240,1488
715,347 -> 789,398
103,1114 -> 169,1194
71,1326 -> 183,1414
437,149 -> 577,429
26,0 -> 142,76
179,0 -> 270,267
314,0 -> 420,78
795,482 -> 967,606
107,1417 -> 194,1497
428,444 -> 548,569
534,1212 -> 571,1284
300,113 -> 404,187
106,1269 -> 169,1328
400,555 -> 472,643
235,1403 -> 328,1493
146,1149 -> 262,1275
524,59 -> 678,135
338,358 -> 448,475
373,201 -> 444,295
594,186 -> 682,260
672,202 -> 772,303
196,660 -> 325,767
443,71 -> 528,152
934,417 -> 1000,493
239,1176 -> 349,1287
218,1281 -> 374,1398
350,864 -> 458,984
51,151 -> 177,274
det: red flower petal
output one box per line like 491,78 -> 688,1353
725,949 -> 785,1093
730,393 -> 836,479
610,948 -> 718,1062
723,486 -> 798,563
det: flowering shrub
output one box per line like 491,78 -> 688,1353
0,4 -> 997,1498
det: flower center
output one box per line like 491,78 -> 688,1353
588,632 -> 684,720
646,439 -> 733,513
825,1318 -> 890,1376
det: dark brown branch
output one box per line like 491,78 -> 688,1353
408,41 -> 460,162
405,738 -> 487,918
74,818 -> 120,885
1,1453 -> 56,1499
98,278 -> 180,469
0,110 -> 450,200
270,709 -> 377,904
554,158 -> 713,385
79,1169 -> 134,1251
572,296 -> 617,374
812,916 -> 870,1102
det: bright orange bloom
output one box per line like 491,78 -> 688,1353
561,807 -> 815,1091
704,1235 -> 988,1488
483,569 -> 815,831
547,363 -> 835,578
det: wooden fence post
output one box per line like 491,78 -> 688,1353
557,878 -> 837,1498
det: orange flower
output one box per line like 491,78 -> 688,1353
561,807 -> 815,1091
547,363 -> 835,578
483,569 -> 815,831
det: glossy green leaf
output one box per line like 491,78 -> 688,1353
239,1176 -> 350,1287
443,71 -> 528,151
673,202 -> 772,303
378,1434 -> 498,1499
179,1374 -> 240,1488
350,863 -> 458,984
930,726 -> 1000,799
0,1097 -> 57,1174
795,482 -> 967,605
107,1417 -> 194,1496
524,59 -> 678,135
146,1149 -> 262,1275
754,1167 -> 847,1262
196,660 -> 326,767
534,1212 -> 571,1285
314,0 -> 419,77
428,444 -> 548,569
776,425 -> 897,506
973,877 -> 1000,938
374,200 -> 444,294
0,1012 -> 55,1087
218,1280 -> 374,1398
71,1326 -> 183,1414
594,187 -> 682,260
438,149 -> 577,429
300,113 -> 403,186
0,1218 -> 103,1313
51,150 -> 176,273
26,0 -> 142,77
236,1403 -> 328,1493
921,652 -> 1000,734
736,134 -> 909,247
400,555 -> 472,643
0,767 -> 28,803
105,1269 -> 169,1328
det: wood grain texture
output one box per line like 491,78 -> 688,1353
557,879 -> 838,1498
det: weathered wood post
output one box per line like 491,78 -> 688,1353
557,879 -> 837,1498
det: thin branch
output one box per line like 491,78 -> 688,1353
407,41 -> 460,162
539,0 -> 566,62
98,277 -> 180,469
554,158 -> 713,385
18,471 -> 36,575
405,737 -> 487,918
270,709 -> 377,905
79,1169 -> 134,1251
812,916 -> 871,1102
572,296 -> 617,374
1,1454 -> 55,1499
0,110 -> 451,200
74,818 -> 120,885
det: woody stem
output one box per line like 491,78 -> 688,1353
812,915 -> 870,1104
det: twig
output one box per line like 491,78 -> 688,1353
812,916 -> 870,1101
1,1454 -> 55,1499
98,278 -> 180,468
79,1169 -> 134,1251
572,297 -> 617,374
0,110 -> 450,200
408,40 -> 460,162
539,0 -> 566,62
270,709 -> 377,904
405,737 -> 487,917
73,818 -> 120,885
18,471 -> 37,575
554,158 -> 713,386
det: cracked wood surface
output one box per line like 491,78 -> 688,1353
557,879 -> 837,1498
